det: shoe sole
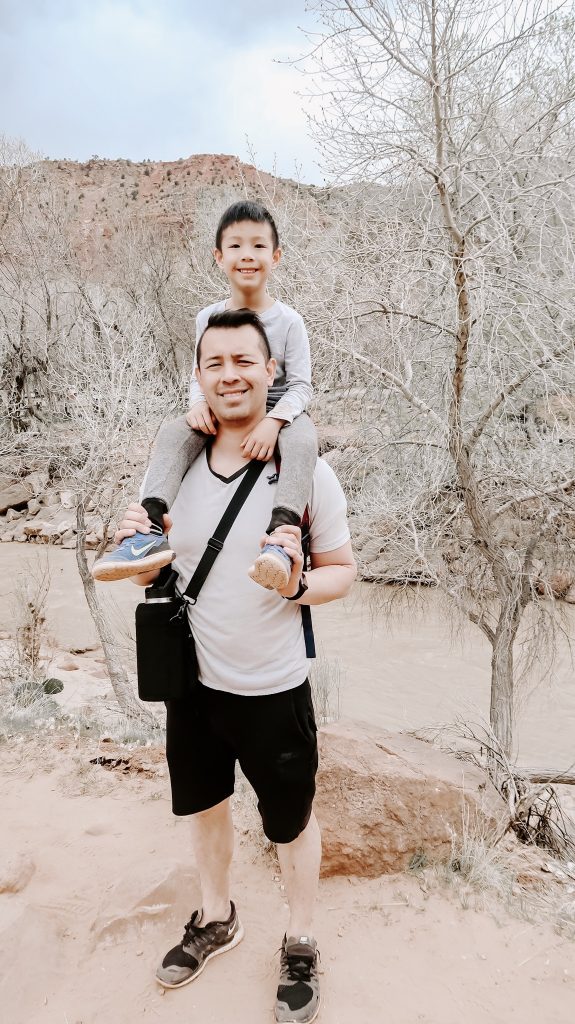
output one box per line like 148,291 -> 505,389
248,553 -> 291,591
275,996 -> 321,1024
156,921 -> 245,990
91,549 -> 175,582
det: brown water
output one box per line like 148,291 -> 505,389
1,544 -> 574,770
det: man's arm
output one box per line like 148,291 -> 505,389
270,525 -> 356,604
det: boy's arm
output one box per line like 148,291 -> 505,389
188,312 -> 207,408
267,315 -> 313,423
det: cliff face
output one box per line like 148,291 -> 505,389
23,154 -> 295,246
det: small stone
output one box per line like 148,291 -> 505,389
56,654 -> 79,671
23,524 -> 43,537
5,508 -> 23,522
0,852 -> 35,893
59,490 -> 76,509
27,498 -> 42,515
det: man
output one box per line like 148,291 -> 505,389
117,308 -> 356,1023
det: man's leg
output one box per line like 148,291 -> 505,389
276,812 -> 321,937
156,799 -> 242,989
189,797 -> 234,923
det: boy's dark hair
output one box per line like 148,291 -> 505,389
215,201 -> 279,251
197,308 -> 272,366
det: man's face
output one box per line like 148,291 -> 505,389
196,324 -> 276,424
214,219 -> 281,291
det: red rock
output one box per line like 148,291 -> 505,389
315,722 -> 502,877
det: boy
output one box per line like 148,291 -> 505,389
92,201 -> 317,591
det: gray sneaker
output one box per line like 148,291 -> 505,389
275,934 -> 320,1023
156,902 -> 243,989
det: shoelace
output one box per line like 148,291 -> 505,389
283,949 -> 319,983
182,915 -> 216,952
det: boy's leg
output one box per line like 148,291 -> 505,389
92,416 -> 207,581
270,413 -> 318,529
249,414 -> 318,591
142,416 -> 208,528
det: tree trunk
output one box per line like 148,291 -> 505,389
489,597 -> 520,758
75,503 -> 157,724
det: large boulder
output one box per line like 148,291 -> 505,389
315,722 -> 502,877
0,480 -> 33,515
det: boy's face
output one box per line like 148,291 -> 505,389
214,220 -> 281,292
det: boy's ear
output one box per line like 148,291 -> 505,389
214,248 -> 223,268
272,247 -> 281,268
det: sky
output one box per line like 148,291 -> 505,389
0,0 -> 327,183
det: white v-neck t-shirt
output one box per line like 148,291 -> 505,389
168,453 -> 350,696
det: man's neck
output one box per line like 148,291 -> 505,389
209,417 -> 267,475
226,286 -> 275,314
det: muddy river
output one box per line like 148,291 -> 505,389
1,544 -> 573,770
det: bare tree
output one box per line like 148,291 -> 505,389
46,288 -> 167,720
302,0 -> 575,756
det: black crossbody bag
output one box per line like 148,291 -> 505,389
135,459 -> 266,702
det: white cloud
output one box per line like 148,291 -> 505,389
0,0 -> 325,182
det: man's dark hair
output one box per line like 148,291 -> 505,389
196,308 -> 272,366
215,201 -> 280,251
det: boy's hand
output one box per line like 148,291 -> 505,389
241,416 -> 285,461
186,401 -> 217,435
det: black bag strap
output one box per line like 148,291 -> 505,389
183,458 -> 266,604
273,451 -> 316,660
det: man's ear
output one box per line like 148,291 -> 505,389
266,357 -> 277,385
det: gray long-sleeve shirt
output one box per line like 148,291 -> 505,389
188,299 -> 313,423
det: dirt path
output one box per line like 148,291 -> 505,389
1,738 -> 574,1024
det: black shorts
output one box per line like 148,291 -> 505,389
165,679 -> 318,844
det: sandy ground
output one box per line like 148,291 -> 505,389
1,736 -> 574,1024
1,544 -> 575,1023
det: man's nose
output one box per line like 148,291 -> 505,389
221,361 -> 241,380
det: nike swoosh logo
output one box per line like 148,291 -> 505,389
130,540 -> 157,557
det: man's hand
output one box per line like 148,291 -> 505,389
258,524 -> 305,598
186,401 -> 217,435
114,503 -> 173,545
241,416 -> 284,461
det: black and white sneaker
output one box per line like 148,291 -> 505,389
275,935 -> 320,1023
155,902 -> 244,989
